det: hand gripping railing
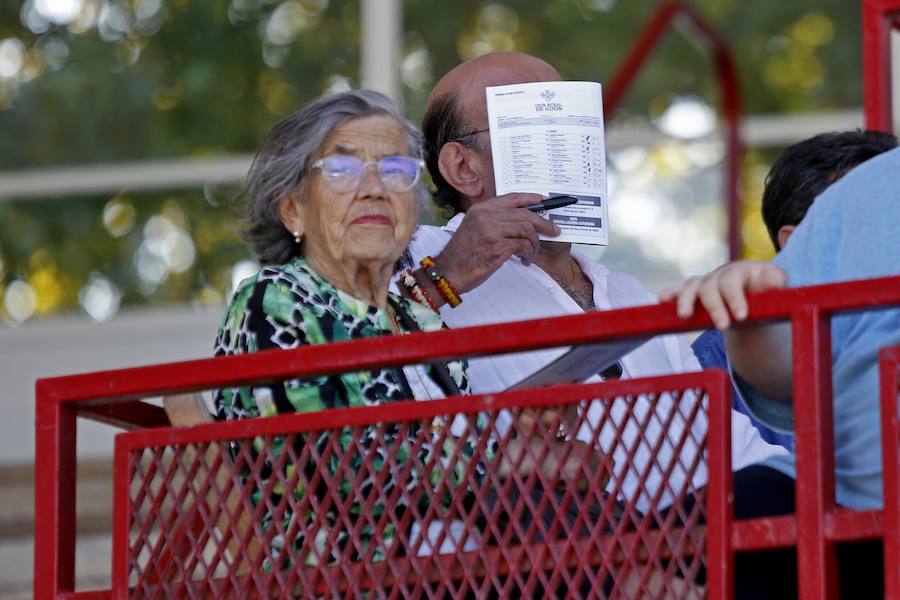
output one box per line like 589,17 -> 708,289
34,275 -> 900,599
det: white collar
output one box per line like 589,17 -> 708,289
442,212 -> 466,233
571,250 -> 610,281
440,213 -> 610,283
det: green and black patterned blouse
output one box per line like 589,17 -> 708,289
213,258 -> 485,563
214,257 -> 470,417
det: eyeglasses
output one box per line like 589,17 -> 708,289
310,154 -> 425,193
448,128 -> 489,144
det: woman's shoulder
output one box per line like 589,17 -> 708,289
252,258 -> 323,293
230,259 -> 332,305
217,259 -> 335,354
220,259 -> 327,328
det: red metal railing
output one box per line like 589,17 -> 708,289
33,275 -> 900,598
881,346 -> 900,599
112,374 -> 728,598
604,1 -> 743,260
27,4 -> 900,597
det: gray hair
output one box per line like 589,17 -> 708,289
244,89 -> 426,264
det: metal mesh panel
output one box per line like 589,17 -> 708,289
123,385 -> 713,598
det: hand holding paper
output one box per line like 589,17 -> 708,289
435,193 -> 561,293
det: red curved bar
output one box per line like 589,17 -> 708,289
604,1 -> 743,260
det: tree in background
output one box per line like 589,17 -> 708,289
0,0 -> 862,323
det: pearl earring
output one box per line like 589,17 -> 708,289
293,230 -> 301,244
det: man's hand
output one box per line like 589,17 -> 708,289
659,260 -> 788,329
497,437 -> 610,493
437,193 -> 561,294
497,409 -> 612,493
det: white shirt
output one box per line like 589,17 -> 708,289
409,214 -> 786,511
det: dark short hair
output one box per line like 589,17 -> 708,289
245,90 -> 426,264
422,91 -> 484,214
762,129 -> 897,250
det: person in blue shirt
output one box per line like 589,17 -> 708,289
692,130 -> 897,452
665,144 -> 900,598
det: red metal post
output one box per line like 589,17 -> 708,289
604,1 -> 743,260
111,439 -> 132,600
862,0 -> 900,130
705,369 -> 734,600
33,382 -> 78,600
881,346 -> 900,599
792,307 -> 838,600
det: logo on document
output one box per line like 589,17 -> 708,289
535,89 -> 563,112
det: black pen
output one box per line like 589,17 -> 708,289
524,195 -> 578,212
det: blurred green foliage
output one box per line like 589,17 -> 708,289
0,0 -> 864,323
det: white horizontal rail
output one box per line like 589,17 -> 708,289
0,110 -> 863,201
0,155 -> 253,201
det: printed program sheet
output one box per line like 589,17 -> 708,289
486,81 -> 608,245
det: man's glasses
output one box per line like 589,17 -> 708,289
310,154 -> 425,193
448,128 -> 489,144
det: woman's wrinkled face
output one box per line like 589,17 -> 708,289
282,115 -> 419,273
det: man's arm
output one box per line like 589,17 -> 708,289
403,193 -> 561,307
724,321 -> 792,402
660,260 -> 793,402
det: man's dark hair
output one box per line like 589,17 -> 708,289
762,129 -> 897,250
422,91 -> 485,214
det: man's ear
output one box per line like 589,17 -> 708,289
437,142 -> 484,199
776,224 -> 796,251
278,194 -> 304,239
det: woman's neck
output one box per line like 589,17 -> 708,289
304,255 -> 394,309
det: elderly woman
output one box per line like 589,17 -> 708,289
215,90 -> 466,414
213,90 -> 481,565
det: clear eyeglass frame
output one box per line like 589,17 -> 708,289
310,154 -> 426,193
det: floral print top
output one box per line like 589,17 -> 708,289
214,257 -> 469,417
